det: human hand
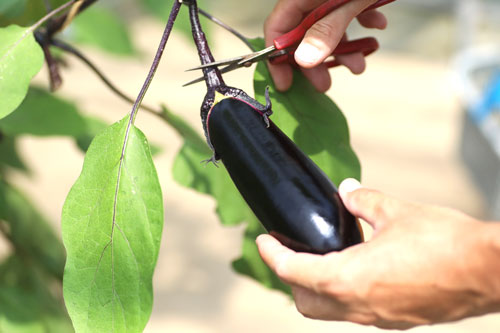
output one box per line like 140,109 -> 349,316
257,179 -> 500,329
265,0 -> 388,92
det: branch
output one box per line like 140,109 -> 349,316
50,38 -> 163,117
196,7 -> 255,51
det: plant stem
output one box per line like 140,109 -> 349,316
188,0 -> 225,90
29,0 -> 78,33
127,0 -> 181,124
196,7 -> 255,51
50,38 -> 162,116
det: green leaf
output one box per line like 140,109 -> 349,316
0,0 -> 67,27
0,87 -> 87,137
251,38 -> 361,184
0,256 -> 73,333
141,0 -> 211,42
0,0 -> 27,18
70,6 -> 136,56
167,105 -> 248,225
170,110 -> 291,293
0,25 -> 44,120
232,214 -> 292,295
75,115 -> 110,152
0,181 -> 66,280
62,116 -> 163,332
0,135 -> 27,172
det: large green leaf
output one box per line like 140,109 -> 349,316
0,25 -> 44,120
252,38 -> 360,183
0,87 -> 87,137
70,6 -> 136,56
62,116 -> 163,332
0,181 -> 66,280
0,256 -> 73,333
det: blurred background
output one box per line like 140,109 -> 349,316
5,0 -> 500,331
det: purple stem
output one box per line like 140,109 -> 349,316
188,0 -> 225,90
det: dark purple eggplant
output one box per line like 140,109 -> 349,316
188,1 -> 362,253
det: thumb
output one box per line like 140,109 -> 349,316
294,0 -> 378,67
338,178 -> 397,230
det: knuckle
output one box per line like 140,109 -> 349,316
308,20 -> 338,42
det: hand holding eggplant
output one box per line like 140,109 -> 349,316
257,178 -> 500,328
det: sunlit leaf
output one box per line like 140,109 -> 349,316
0,25 -> 44,120
70,6 -> 136,56
62,116 -> 163,332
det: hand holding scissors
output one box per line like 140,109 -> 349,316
186,0 -> 395,90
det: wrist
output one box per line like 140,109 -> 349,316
476,221 -> 500,312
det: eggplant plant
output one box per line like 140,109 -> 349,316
0,0 -> 360,331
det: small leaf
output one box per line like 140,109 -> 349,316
0,86 -> 87,137
70,6 -> 136,56
0,181 -> 66,280
62,116 -> 163,332
0,25 -> 44,120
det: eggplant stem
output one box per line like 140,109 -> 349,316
188,0 -> 225,90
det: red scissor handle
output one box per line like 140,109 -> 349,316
270,37 -> 379,67
273,0 -> 396,50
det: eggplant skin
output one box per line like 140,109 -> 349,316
207,97 -> 362,254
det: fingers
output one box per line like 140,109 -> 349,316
256,234 -> 334,291
335,52 -> 366,74
301,64 -> 332,92
339,178 -> 403,230
357,9 -> 388,29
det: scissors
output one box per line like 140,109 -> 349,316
185,0 -> 396,86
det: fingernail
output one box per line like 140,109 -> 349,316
339,178 -> 362,198
295,43 -> 322,65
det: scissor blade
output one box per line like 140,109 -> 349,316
183,60 -> 256,87
236,45 -> 276,66
185,55 -> 247,71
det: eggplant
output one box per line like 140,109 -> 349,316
188,1 -> 362,253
